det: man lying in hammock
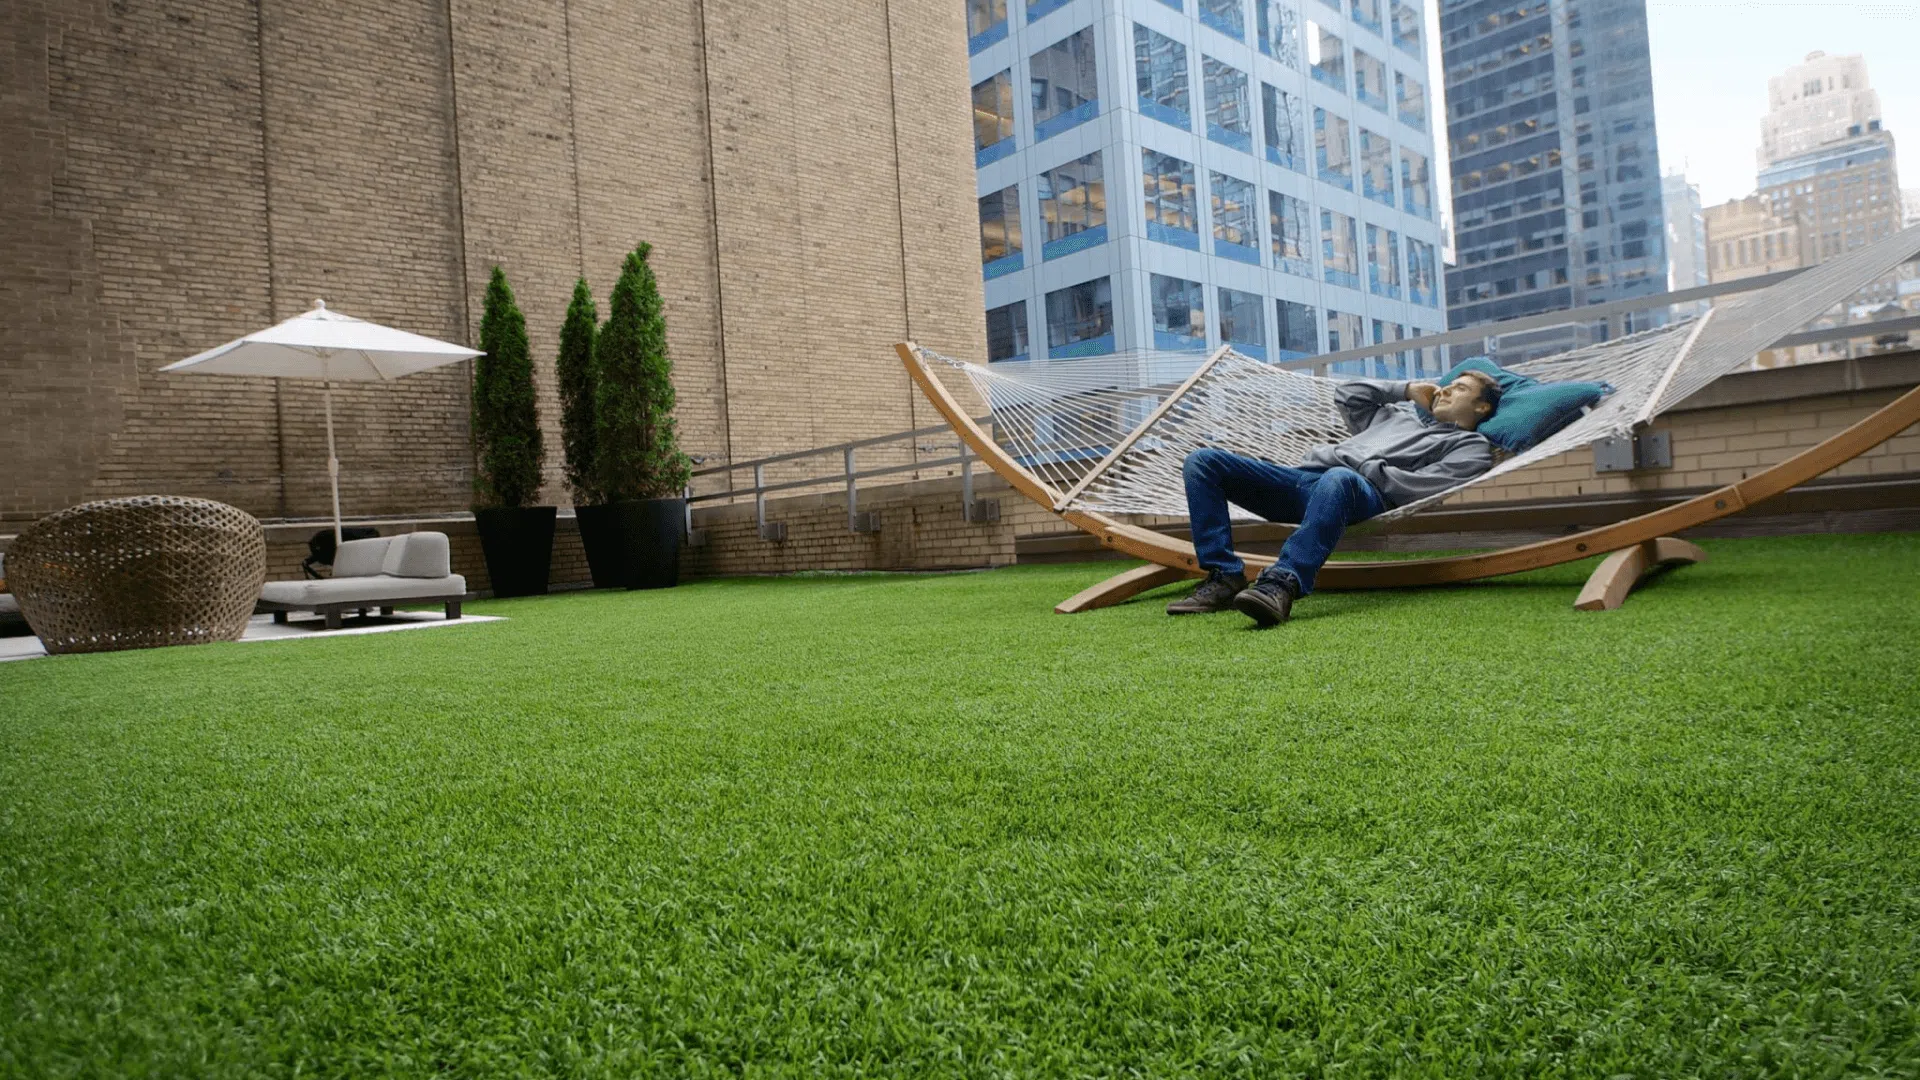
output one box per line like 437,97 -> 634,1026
1168,370 -> 1504,626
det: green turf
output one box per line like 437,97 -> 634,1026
3,533 -> 1918,1077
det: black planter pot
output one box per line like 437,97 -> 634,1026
474,505 -> 557,598
573,504 -> 627,589
574,498 -> 683,590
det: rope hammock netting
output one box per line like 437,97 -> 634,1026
923,224 -> 1920,525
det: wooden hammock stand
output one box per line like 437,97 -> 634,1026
896,341 -> 1920,614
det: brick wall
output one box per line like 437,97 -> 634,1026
0,0 -> 986,527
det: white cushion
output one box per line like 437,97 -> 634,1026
381,531 -> 452,578
331,537 -> 392,578
260,573 -> 466,609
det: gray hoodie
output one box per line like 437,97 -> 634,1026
1298,379 -> 1495,508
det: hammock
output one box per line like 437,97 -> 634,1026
897,224 -> 1920,613
925,223 -> 1920,526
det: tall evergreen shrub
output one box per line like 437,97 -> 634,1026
556,278 -> 601,505
594,243 -> 690,502
472,266 -> 545,508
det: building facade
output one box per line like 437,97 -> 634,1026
1757,127 -> 1904,305
1703,194 -> 1804,366
2,0 -> 985,529
1661,170 -> 1707,313
1760,51 -> 1882,167
1438,0 -> 1667,359
966,0 -> 1447,378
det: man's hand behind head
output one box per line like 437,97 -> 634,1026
1407,381 -> 1440,413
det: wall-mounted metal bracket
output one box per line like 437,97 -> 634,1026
1593,429 -> 1673,474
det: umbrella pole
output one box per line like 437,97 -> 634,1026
323,380 -> 343,545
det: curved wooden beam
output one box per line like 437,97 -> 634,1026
1053,563 -> 1190,614
897,341 -> 1920,596
1574,537 -> 1705,611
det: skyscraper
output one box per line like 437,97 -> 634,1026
1760,52 -> 1882,167
1757,125 -> 1903,305
1438,0 -> 1667,359
968,0 -> 1447,377
1661,170 -> 1706,299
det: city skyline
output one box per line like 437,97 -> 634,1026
1645,2 -> 1918,207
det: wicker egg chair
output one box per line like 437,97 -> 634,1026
8,496 -> 267,655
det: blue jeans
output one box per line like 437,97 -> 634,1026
1182,448 -> 1386,596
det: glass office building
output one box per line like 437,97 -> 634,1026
1439,0 -> 1667,359
970,0 -> 1447,375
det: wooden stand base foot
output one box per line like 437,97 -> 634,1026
1574,537 -> 1706,611
1056,563 -> 1194,614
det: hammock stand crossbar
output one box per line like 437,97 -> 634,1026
893,222 -> 1920,613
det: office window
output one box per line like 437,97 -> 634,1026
1321,208 -> 1359,288
1269,190 -> 1313,277
1308,22 -> 1345,91
1133,25 -> 1190,130
1031,28 -> 1099,142
1261,83 -> 1304,171
1353,50 -> 1388,111
1391,1 -> 1421,54
1372,320 -> 1405,379
1027,0 -> 1071,22
1315,107 -> 1353,189
1218,287 -> 1266,358
1350,0 -> 1382,34
1203,56 -> 1253,153
1151,274 -> 1207,350
1142,149 -> 1199,249
1366,224 -> 1401,299
1359,128 -> 1394,206
1327,309 -> 1365,372
1277,299 -> 1318,358
1407,237 -> 1438,306
1395,72 -> 1426,129
972,71 -> 1016,166
1211,171 -> 1259,263
986,300 -> 1029,362
1037,152 -> 1107,258
1046,277 -> 1114,357
1198,0 -> 1245,40
1256,0 -> 1300,66
978,185 -> 1023,278
968,0 -> 1008,53
1399,149 -> 1432,220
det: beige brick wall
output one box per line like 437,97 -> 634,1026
1,0 -> 985,527
1445,386 -> 1919,507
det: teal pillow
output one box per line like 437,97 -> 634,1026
1439,356 -> 1611,453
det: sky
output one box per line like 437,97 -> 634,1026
1645,0 -> 1920,207
1422,0 -> 1920,243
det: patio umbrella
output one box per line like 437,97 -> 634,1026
162,300 -> 480,544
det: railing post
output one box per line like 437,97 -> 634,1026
960,439 -> 973,517
844,447 -> 858,532
754,464 -> 766,531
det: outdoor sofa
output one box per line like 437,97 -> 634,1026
257,531 -> 467,629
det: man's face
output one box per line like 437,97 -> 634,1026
1431,374 -> 1495,430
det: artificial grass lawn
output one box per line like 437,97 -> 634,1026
2,534 -> 1918,1077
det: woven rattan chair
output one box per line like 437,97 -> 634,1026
8,496 -> 267,655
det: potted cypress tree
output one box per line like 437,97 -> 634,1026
471,266 -> 556,597
556,278 -> 624,588
591,243 -> 690,589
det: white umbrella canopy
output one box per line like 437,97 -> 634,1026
162,300 -> 481,542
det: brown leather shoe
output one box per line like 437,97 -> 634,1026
1166,570 -> 1247,615
1232,577 -> 1295,627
